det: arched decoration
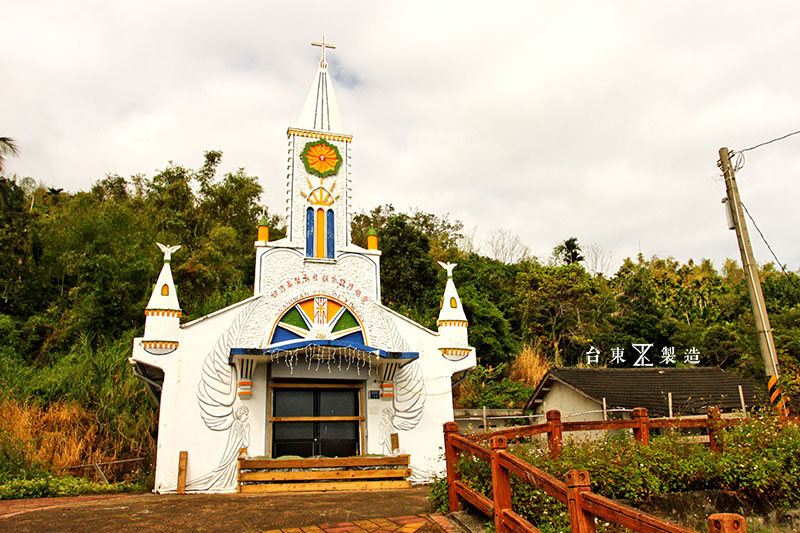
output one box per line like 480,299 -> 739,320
326,209 -> 335,259
307,187 -> 335,206
270,296 -> 365,346
306,207 -> 314,257
161,284 -> 169,296
450,297 -> 457,308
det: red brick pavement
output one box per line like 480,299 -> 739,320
259,513 -> 459,533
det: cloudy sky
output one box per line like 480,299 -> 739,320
3,1 -> 800,273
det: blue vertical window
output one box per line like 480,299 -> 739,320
306,207 -> 314,257
326,209 -> 335,258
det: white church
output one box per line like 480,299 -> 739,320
130,38 -> 476,493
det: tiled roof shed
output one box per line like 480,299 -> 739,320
525,367 -> 765,417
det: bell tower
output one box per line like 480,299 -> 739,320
285,35 -> 353,258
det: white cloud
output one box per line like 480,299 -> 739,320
3,0 -> 800,272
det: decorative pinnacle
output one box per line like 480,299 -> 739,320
366,226 -> 377,237
437,261 -> 457,278
312,34 -> 336,69
157,242 -> 181,263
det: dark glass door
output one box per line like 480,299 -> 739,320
272,387 -> 360,458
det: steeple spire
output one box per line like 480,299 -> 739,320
297,35 -> 343,132
437,262 -> 467,325
142,242 -> 181,356
146,243 -> 181,312
436,262 -> 471,363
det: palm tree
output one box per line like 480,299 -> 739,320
0,137 -> 20,210
0,137 -> 19,175
553,237 -> 585,265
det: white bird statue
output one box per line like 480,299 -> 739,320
157,242 -> 181,262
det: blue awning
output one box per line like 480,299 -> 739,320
229,339 -> 418,365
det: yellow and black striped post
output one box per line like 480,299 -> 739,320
767,375 -> 790,417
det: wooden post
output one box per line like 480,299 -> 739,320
668,392 -> 674,418
738,385 -> 747,415
490,435 -> 512,533
632,408 -> 649,446
443,422 -> 462,512
177,451 -> 188,495
707,408 -> 721,452
547,410 -> 562,458
565,470 -> 596,533
708,513 -> 747,532
92,463 -> 109,485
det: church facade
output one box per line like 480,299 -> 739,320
130,40 -> 476,493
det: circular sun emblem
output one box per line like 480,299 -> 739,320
301,139 -> 342,178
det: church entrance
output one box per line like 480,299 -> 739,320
270,383 -> 363,458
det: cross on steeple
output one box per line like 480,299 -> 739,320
312,35 -> 336,69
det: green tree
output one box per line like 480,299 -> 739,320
351,204 -> 463,259
0,137 -> 19,175
0,177 -> 33,316
377,216 -> 439,326
517,262 -> 598,365
553,237 -> 584,265
351,204 -> 397,248
448,252 -> 521,367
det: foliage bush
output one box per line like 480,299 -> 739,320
431,416 -> 800,530
0,475 -> 140,500
454,364 -> 535,409
0,426 -> 46,483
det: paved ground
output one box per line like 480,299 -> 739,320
0,486 -> 461,533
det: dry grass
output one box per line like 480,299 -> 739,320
509,341 -> 551,387
0,398 -> 114,471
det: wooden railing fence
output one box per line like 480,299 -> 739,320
469,407 -> 747,455
443,408 -> 750,533
59,456 -> 148,485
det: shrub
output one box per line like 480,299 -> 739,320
0,475 -> 139,500
443,416 -> 800,528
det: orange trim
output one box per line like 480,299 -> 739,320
287,128 -> 352,143
379,383 -> 394,388
771,389 -> 781,402
768,375 -> 778,389
437,320 -> 469,327
145,309 -> 182,318
380,393 -> 395,398
237,391 -> 253,396
143,341 -> 178,349
239,381 -> 253,386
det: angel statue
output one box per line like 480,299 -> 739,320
188,300 -> 259,491
157,242 -> 181,262
184,405 -> 250,492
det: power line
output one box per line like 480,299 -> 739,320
737,129 -> 800,154
739,200 -> 800,289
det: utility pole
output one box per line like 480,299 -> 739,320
718,147 -> 786,414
